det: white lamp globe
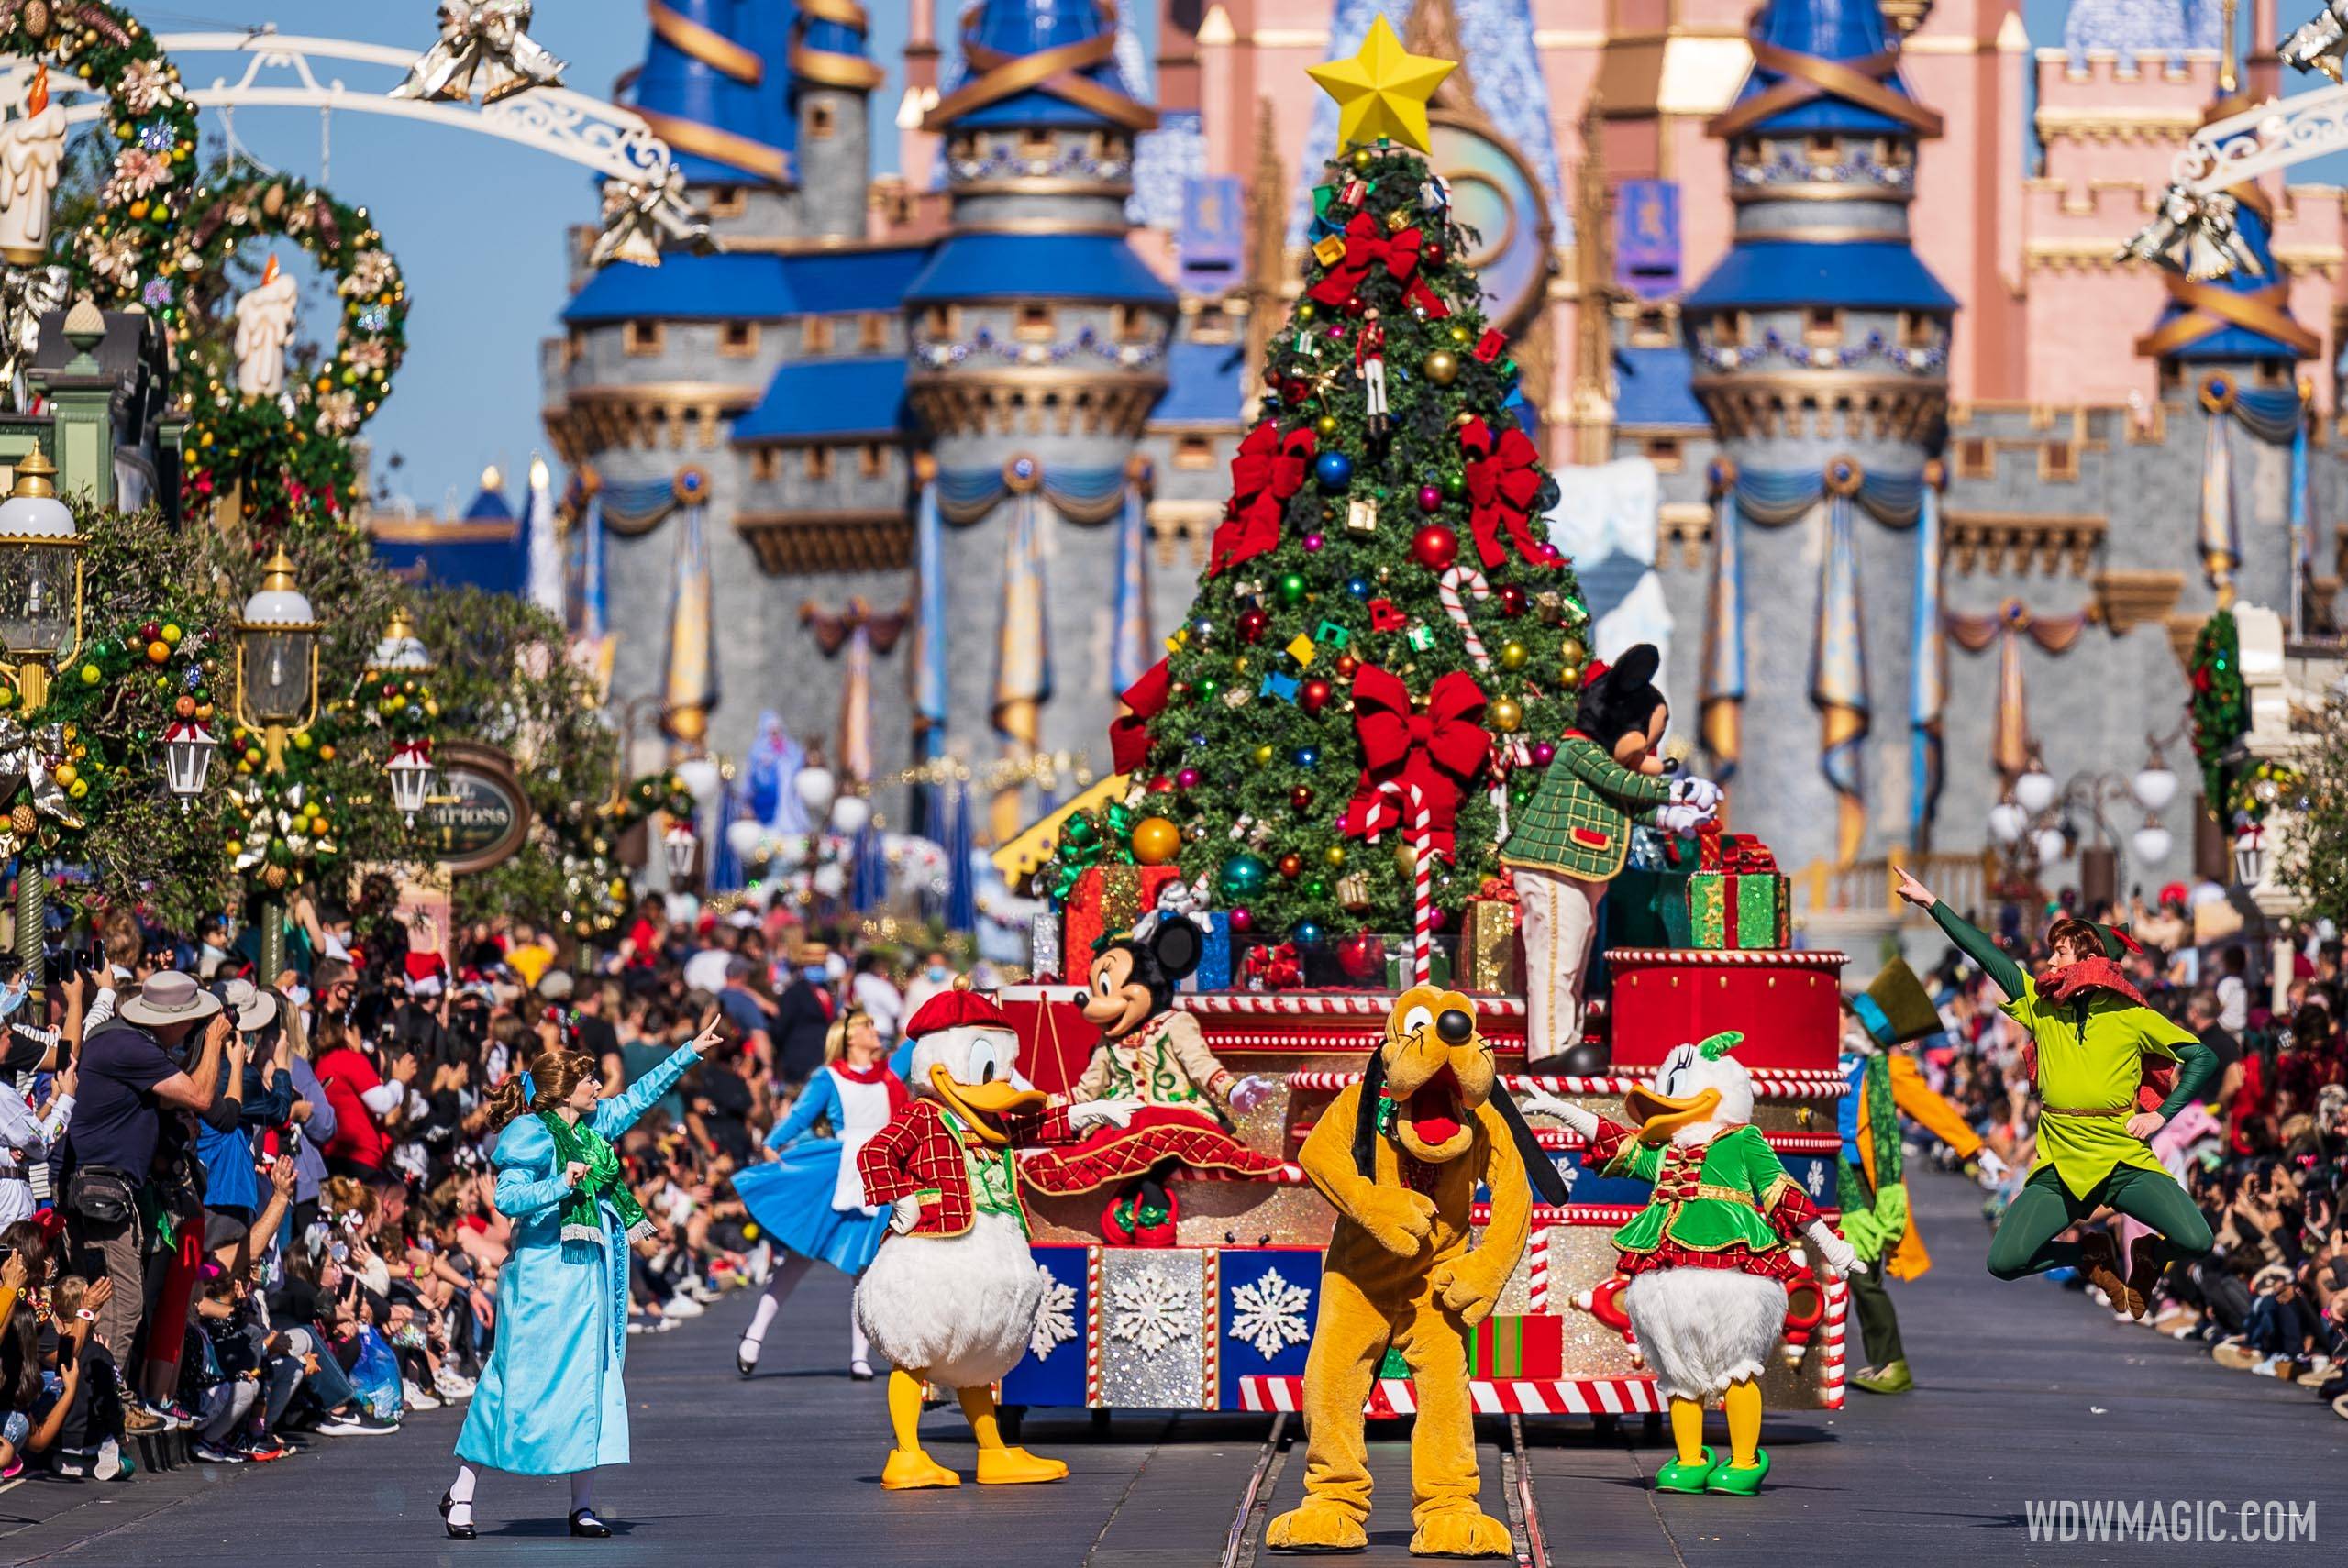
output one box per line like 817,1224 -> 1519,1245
725,819 -> 767,860
2132,822 -> 2174,866
2032,826 -> 2068,866
832,794 -> 872,835
2015,766 -> 2058,817
2131,764 -> 2178,813
795,763 -> 837,817
672,757 -> 721,804
812,862 -> 846,898
1988,799 -> 2029,845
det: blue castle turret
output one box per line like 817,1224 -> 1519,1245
1676,0 -> 1955,874
634,0 -> 793,191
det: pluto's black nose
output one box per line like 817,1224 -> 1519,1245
1436,1009 -> 1475,1045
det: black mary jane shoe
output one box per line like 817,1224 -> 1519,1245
736,1349 -> 756,1379
570,1508 -> 613,1539
440,1492 -> 475,1541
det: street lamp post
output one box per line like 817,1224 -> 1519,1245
0,447 -> 83,986
367,607 -> 438,825
235,549 -> 320,980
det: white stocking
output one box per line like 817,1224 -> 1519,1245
740,1252 -> 813,1362
447,1461 -> 479,1528
569,1468 -> 597,1517
850,1299 -> 871,1369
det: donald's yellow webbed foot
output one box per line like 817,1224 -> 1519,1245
974,1447 -> 1069,1485
880,1448 -> 962,1489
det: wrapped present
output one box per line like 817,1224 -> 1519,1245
1688,867 -> 1790,950
1382,935 -> 1454,991
1696,820 -> 1778,874
1242,941 -> 1304,991
1029,911 -> 1064,981
1063,863 -> 1183,964
1459,885 -> 1519,994
1180,912 -> 1234,993
1470,1314 -> 1563,1379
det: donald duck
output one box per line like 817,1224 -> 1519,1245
1527,1032 -> 1860,1496
854,982 -> 1137,1490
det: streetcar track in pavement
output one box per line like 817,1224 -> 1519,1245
1221,1412 -> 1289,1568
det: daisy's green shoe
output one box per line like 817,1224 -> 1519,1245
1704,1450 -> 1770,1496
1654,1446 -> 1720,1493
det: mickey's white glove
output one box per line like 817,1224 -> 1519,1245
1656,802 -> 1709,837
1069,1098 -> 1142,1130
1227,1075 -> 1278,1113
1973,1147 -> 2010,1185
1805,1220 -> 1865,1278
1670,776 -> 1723,813
889,1195 -> 924,1235
1518,1088 -> 1600,1139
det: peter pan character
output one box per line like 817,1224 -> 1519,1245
1894,865 -> 2217,1315
1499,646 -> 1718,1071
1835,956 -> 2010,1394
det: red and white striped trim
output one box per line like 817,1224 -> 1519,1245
1283,1069 -> 1847,1099
1084,1246 -> 1103,1408
1820,1274 -> 1850,1410
1523,1127 -> 1844,1155
1606,948 -> 1846,969
1175,993 -> 1530,1019
1201,1248 -> 1221,1410
1237,1375 -> 1664,1417
1473,1203 -> 1647,1227
1170,1162 -> 1310,1185
1527,1238 -> 1548,1312
1180,1028 -> 1529,1053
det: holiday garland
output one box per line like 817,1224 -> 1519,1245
540,770 -> 698,937
172,171 -> 409,532
1,1 -> 200,304
2187,609 -> 2247,822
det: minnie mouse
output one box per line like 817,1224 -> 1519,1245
1021,913 -> 1288,1245
1498,644 -> 1719,1071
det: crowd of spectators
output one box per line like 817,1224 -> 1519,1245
0,880 -> 954,1482
1911,880 -> 2348,1419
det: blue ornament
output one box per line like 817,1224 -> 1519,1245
1313,451 -> 1354,491
1293,745 -> 1319,768
1220,853 -> 1268,898
1345,576 -> 1371,599
1294,922 -> 1324,946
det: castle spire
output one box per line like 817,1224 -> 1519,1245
635,0 -> 792,186
925,0 -> 1157,134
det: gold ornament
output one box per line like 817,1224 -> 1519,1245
1251,744 -> 1276,767
8,805 -> 32,835
1395,840 -> 1420,877
1423,349 -> 1458,385
1324,844 -> 1347,867
1489,696 -> 1523,733
1498,640 -> 1528,670
1346,498 -> 1379,534
1561,635 -> 1587,667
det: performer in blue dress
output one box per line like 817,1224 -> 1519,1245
440,1014 -> 718,1540
733,1009 -> 906,1380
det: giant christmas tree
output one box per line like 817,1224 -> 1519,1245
1112,22 -> 1589,944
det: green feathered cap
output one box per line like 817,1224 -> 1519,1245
1850,955 -> 1940,1048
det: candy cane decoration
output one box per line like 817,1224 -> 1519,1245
1437,564 -> 1491,670
1375,778 -> 1433,985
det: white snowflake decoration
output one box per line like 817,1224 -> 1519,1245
1805,1162 -> 1827,1198
1228,1267 -> 1312,1361
1030,1267 -> 1078,1362
1108,1268 -> 1195,1354
1555,1154 -> 1579,1195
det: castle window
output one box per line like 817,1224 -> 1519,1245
1806,133 -> 1839,161
1630,307 -> 1674,348
2255,360 -> 2288,388
923,304 -> 960,341
1803,307 -> 1842,347
2039,441 -> 2079,482
706,186 -> 748,219
1174,435 -> 1215,470
1014,304 -> 1056,342
1643,436 -> 1685,473
1192,304 -> 1237,344
626,319 -> 664,357
750,447 -> 781,483
1732,138 -> 1765,167
859,313 -> 890,352
807,100 -> 836,140
1955,437 -> 1994,480
565,326 -> 585,368
1712,311 -> 1750,348
1113,304 -> 1152,344
1877,139 -> 1911,168
858,442 -> 887,480
1897,312 -> 1934,349
805,447 -> 834,481
1019,129 -> 1058,162
803,316 -> 835,353
720,321 -> 759,359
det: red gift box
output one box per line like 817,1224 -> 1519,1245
1062,864 -> 1182,966
1472,327 -> 1506,365
1470,1313 -> 1563,1379
1696,821 -> 1778,874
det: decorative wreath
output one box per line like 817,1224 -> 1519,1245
172,171 -> 409,532
222,706 -> 349,895
0,1 -> 201,304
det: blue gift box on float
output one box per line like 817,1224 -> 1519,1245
1180,911 -> 1233,993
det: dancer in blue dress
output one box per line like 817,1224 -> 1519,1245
440,1014 -> 719,1540
733,1009 -> 906,1380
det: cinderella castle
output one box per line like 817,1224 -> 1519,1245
373,0 -> 2343,899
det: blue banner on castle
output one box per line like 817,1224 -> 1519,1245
1617,180 -> 1681,299
1179,176 -> 1245,293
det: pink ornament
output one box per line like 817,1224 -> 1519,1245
1229,907 -> 1256,934
1176,767 -> 1202,790
1326,324 -> 1346,339
1416,484 -> 1443,513
1302,533 -> 1325,552
1531,741 -> 1556,766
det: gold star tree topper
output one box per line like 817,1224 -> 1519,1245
1307,17 -> 1456,155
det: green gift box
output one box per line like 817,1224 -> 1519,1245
1382,937 -> 1454,991
1688,870 -> 1789,950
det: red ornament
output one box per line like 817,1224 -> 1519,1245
1238,607 -> 1269,644
1472,327 -> 1507,364
1412,523 -> 1460,569
1344,293 -> 1365,317
1278,853 -> 1303,878
1497,583 -> 1528,617
140,621 -> 161,642
1335,653 -> 1359,679
1300,678 -> 1333,713
1531,741 -> 1556,767
1281,378 -> 1308,405
1424,244 -> 1445,267
1290,785 -> 1315,812
1147,774 -> 1174,792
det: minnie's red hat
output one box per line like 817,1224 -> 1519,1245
904,980 -> 1013,1039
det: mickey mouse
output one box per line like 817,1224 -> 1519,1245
1022,913 -> 1287,1245
1498,644 -> 1720,1071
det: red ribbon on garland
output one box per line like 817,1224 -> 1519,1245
1459,416 -> 1552,571
1208,421 -> 1316,577
1306,213 -> 1451,319
1338,665 -> 1490,861
1109,658 -> 1170,775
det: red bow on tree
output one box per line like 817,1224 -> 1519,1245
1339,665 -> 1490,861
1208,421 -> 1316,577
1306,214 -> 1451,319
1459,416 -> 1553,570
1109,658 -> 1170,775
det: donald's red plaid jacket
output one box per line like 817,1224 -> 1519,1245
857,1098 -> 1078,1237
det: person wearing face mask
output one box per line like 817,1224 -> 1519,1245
902,950 -> 956,1021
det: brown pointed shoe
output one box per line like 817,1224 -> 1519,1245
2079,1231 -> 2143,1318
2126,1235 -> 2164,1320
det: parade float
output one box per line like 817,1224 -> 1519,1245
982,24 -> 1850,1428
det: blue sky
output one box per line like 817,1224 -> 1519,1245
120,3 -> 2323,512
